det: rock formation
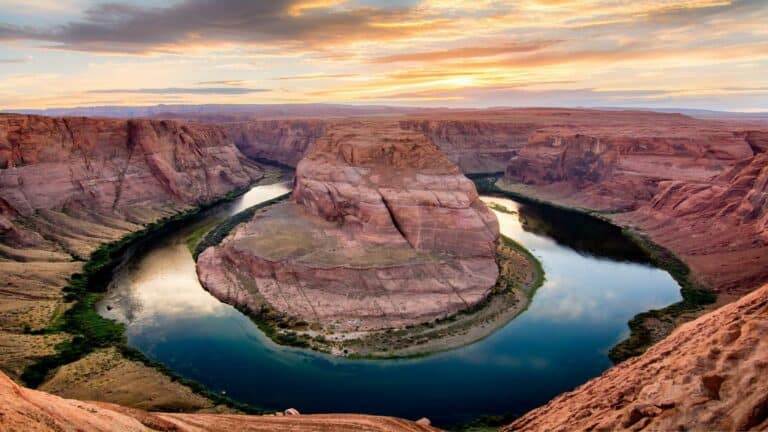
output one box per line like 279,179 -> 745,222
197,120 -> 499,343
505,282 -> 768,431
225,120 -> 325,167
0,114 -> 264,407
400,119 -> 536,174
495,111 -> 768,294
0,369 -> 439,432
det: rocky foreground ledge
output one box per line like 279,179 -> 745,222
196,120 -> 524,356
0,370 -> 438,432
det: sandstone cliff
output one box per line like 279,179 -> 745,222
498,114 -> 768,294
0,369 -> 438,432
197,120 -> 500,350
224,120 -> 325,167
399,119 -> 536,174
0,114 -> 264,407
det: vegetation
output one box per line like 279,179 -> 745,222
608,230 -> 716,362
235,304 -> 315,350
451,412 -> 520,432
486,202 -> 516,214
185,219 -> 222,253
192,192 -> 291,259
20,185 -> 270,413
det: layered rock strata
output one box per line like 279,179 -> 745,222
501,121 -> 768,295
225,120 -> 325,167
0,114 -> 264,406
197,121 -> 499,340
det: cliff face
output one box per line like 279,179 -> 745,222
618,149 -> 768,294
506,282 -> 768,432
399,119 -> 536,174
293,121 -> 499,256
492,112 -> 768,430
0,370 -> 438,432
225,120 -> 325,167
506,130 -> 752,210
0,114 -> 264,406
0,114 -> 262,225
197,120 -> 499,342
490,110 -> 768,293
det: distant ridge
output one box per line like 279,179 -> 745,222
4,103 -> 766,122
1,103 -> 449,119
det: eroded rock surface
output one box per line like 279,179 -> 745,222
0,369 -> 439,432
497,113 -> 768,295
225,120 -> 325,167
197,121 -> 499,340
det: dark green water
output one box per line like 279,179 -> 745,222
98,184 -> 681,427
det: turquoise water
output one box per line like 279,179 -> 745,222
98,184 -> 681,427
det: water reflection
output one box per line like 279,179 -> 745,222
98,184 -> 681,427
485,196 -> 679,324
97,182 -> 291,329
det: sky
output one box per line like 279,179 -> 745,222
0,0 -> 766,111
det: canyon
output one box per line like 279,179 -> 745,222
1,108 -> 767,430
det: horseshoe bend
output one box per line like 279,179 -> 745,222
1,3 -> 768,428
0,106 -> 767,430
195,121 -> 542,357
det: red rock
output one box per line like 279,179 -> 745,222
197,120 -> 499,335
0,114 -> 262,220
0,369 -> 439,431
225,120 -> 325,167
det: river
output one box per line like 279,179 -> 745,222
97,182 -> 681,427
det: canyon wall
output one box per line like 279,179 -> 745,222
399,119 -> 536,174
0,114 -> 265,407
224,120 -> 325,167
490,111 -> 768,430
497,114 -> 768,294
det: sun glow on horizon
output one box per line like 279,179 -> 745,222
0,0 -> 766,111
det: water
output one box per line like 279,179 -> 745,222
98,184 -> 682,427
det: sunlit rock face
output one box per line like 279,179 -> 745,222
0,114 -> 262,222
197,120 -> 499,333
293,121 -> 499,256
0,369 -> 439,432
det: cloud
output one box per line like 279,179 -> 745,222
370,40 -> 560,63
197,80 -> 247,86
274,73 -> 357,80
86,87 -> 269,95
0,0 -> 417,53
0,57 -> 28,63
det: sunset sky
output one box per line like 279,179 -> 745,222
0,0 -> 766,111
